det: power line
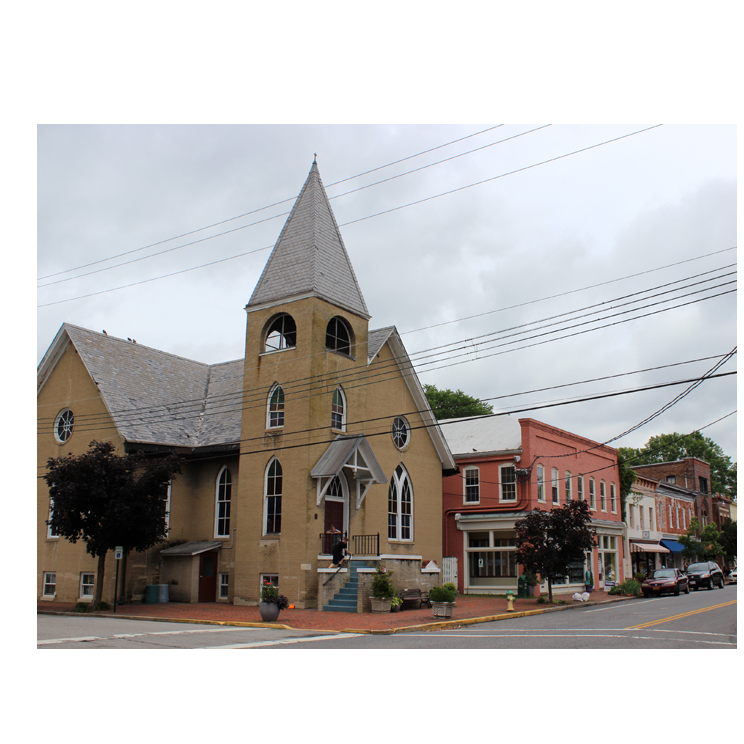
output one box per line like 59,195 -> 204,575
37,125 -> 509,282
37,125 -> 662,307
36,273 -> 735,429
37,280 -> 736,432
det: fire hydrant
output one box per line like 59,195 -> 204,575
506,590 -> 515,612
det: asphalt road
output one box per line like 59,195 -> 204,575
38,584 -> 736,649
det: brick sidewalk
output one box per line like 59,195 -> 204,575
38,591 -> 630,633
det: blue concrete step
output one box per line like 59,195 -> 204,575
323,562 -> 363,613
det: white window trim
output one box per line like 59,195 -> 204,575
42,572 -> 56,597
463,466 -> 480,504
219,573 -> 229,600
565,471 -> 572,501
551,467 -> 560,505
589,478 -> 596,510
79,572 -> 95,600
267,383 -> 285,430
498,464 -> 517,503
600,480 -> 607,512
392,416 -> 411,451
610,482 -> 617,514
577,475 -> 584,501
54,408 -> 74,444
331,386 -> 347,432
388,464 -> 414,541
536,464 -> 545,502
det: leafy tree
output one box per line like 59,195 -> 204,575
719,518 -> 737,564
515,500 -> 596,603
423,383 -> 493,420
616,451 -> 637,522
44,441 -> 181,605
618,431 -> 736,498
678,517 -> 725,562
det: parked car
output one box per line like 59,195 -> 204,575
642,568 -> 689,597
727,567 -> 737,584
685,561 -> 725,590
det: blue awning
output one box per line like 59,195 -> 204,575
660,539 -> 684,553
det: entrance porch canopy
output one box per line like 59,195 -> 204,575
311,435 -> 387,508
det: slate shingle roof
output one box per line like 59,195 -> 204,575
60,325 -> 243,449
247,161 -> 370,318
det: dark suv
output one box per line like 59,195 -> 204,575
686,561 -> 725,590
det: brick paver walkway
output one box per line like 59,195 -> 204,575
38,591 -> 630,633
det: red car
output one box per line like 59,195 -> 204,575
642,568 -> 689,597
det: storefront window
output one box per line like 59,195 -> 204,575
465,531 -> 517,587
598,535 -> 617,583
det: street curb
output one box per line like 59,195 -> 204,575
339,595 -> 638,634
37,596 -> 636,635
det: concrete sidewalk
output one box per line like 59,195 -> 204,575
38,591 -> 633,634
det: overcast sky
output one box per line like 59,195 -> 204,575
37,123 -> 737,462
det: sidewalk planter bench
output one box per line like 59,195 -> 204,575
400,588 -> 431,609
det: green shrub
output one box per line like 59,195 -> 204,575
429,585 -> 456,603
73,602 -> 91,613
442,582 -> 458,596
370,566 -> 397,599
633,572 -> 647,584
92,601 -> 110,611
611,578 -> 642,597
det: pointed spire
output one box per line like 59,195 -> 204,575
247,162 -> 370,318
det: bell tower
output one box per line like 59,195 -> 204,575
235,161 -> 374,607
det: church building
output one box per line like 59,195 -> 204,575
37,161 -> 457,610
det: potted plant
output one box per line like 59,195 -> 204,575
259,581 -> 289,622
429,585 -> 456,618
390,596 -> 402,612
369,565 -> 396,612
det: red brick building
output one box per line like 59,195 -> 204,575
440,416 -> 625,596
630,458 -> 717,527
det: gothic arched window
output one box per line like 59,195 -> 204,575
215,467 -> 232,537
264,314 -> 297,352
325,316 -> 352,356
332,386 -> 346,431
388,464 -> 413,541
267,384 -> 285,428
265,458 -> 283,535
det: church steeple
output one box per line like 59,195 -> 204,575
247,161 -> 370,319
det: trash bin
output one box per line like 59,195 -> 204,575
517,575 -> 526,598
157,584 -> 169,603
144,585 -> 159,604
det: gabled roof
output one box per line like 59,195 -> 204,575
247,161 -> 370,319
311,435 -> 387,482
366,326 -> 456,472
439,415 -> 522,457
37,324 -> 243,450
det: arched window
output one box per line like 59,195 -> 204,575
267,384 -> 285,428
215,467 -> 232,537
388,464 -> 413,541
54,408 -> 74,443
265,458 -> 282,535
264,313 -> 296,352
332,386 -> 346,431
325,316 -> 352,355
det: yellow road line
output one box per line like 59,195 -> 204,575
626,600 -> 737,629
